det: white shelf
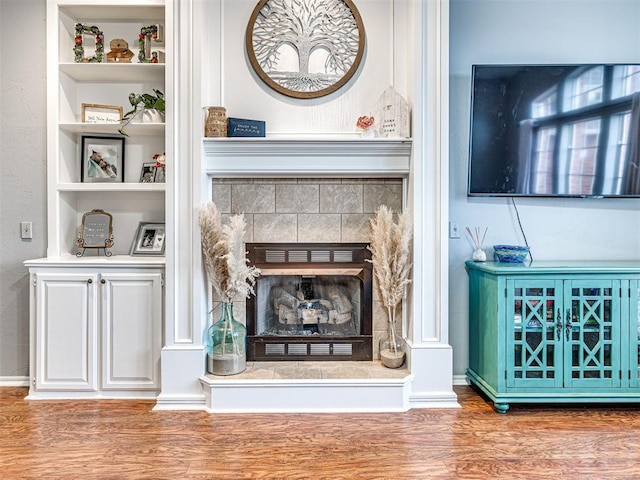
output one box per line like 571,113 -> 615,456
25,254 -> 166,268
59,4 -> 165,23
60,63 -> 165,82
60,122 -> 164,135
57,182 -> 165,192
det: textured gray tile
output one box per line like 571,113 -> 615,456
231,184 -> 275,213
253,214 -> 297,242
213,178 -> 251,184
211,183 -> 231,213
319,184 -> 363,213
341,213 -> 372,242
297,214 -> 341,242
274,366 -> 322,379
298,178 -> 341,184
276,184 -> 319,213
254,177 -> 297,184
342,178 -> 381,184
320,365 -> 371,379
363,183 -> 403,213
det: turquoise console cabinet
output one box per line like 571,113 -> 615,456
466,261 -> 640,413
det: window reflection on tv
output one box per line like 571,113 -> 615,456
468,64 -> 640,197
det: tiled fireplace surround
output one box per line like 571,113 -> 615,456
198,138 -> 420,412
211,176 -> 404,361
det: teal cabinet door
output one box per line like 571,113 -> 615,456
630,280 -> 640,388
562,279 -> 621,389
506,279 -> 563,389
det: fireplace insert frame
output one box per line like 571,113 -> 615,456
246,243 -> 373,361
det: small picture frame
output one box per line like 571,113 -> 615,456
81,135 -> 125,183
140,162 -> 157,183
154,165 -> 166,183
130,222 -> 166,256
82,103 -> 123,124
75,209 -> 114,257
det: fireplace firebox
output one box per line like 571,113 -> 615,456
246,243 -> 373,361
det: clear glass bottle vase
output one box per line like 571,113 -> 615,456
206,302 -> 247,375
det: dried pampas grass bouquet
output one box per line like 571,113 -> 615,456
368,205 -> 413,367
199,202 -> 260,303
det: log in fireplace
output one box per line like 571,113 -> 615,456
246,243 -> 373,361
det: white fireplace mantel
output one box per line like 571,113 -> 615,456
203,137 -> 412,178
159,0 -> 457,413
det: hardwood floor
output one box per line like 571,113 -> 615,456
1,386 -> 640,479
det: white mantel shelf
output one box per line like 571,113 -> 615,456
203,137 -> 412,177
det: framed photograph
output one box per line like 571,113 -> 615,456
130,222 -> 166,256
81,103 -> 123,124
81,135 -> 125,183
140,162 -> 157,183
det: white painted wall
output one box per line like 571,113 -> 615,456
0,0 -> 47,379
3,0 -> 640,383
449,0 -> 640,376
201,0 -> 404,136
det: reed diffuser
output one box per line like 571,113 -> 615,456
466,226 -> 488,262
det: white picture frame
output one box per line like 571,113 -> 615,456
130,222 -> 166,256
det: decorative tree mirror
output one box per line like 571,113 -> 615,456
246,0 -> 365,99
75,209 -> 114,257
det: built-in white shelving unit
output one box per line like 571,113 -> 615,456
25,0 -> 171,400
49,0 -> 167,258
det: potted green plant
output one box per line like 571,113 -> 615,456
118,89 -> 165,136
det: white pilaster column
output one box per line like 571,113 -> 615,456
156,0 -> 208,409
406,0 -> 457,408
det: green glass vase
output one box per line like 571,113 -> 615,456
206,302 -> 247,375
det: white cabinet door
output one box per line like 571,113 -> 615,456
34,272 -> 98,392
100,272 -> 162,391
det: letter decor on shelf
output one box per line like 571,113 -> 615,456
227,118 -> 266,137
138,25 -> 165,63
74,23 -> 104,63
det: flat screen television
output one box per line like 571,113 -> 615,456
468,64 -> 640,197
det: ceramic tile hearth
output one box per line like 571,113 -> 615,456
199,359 -> 413,412
205,360 -> 409,381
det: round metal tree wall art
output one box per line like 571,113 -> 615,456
246,0 -> 365,99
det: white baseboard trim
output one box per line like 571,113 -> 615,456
0,376 -> 29,387
453,374 -> 470,386
153,393 -> 207,411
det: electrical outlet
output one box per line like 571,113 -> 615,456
21,221 -> 33,239
449,222 -> 460,239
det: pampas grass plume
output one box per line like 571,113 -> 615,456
368,205 -> 413,351
199,202 -> 260,303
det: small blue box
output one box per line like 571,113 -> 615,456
227,117 -> 266,137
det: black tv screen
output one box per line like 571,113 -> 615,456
468,64 -> 640,197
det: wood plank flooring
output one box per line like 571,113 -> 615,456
1,386 -> 640,479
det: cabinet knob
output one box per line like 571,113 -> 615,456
87,278 -> 93,284
101,279 -> 106,284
